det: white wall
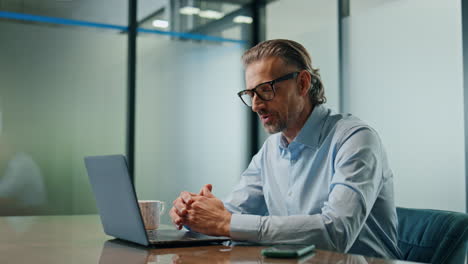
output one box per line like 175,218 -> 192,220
343,0 -> 466,212
262,0 -> 340,142
135,38 -> 248,224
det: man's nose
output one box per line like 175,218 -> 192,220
251,93 -> 265,112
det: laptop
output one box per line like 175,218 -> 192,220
84,154 -> 230,246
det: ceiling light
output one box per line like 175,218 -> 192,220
152,19 -> 169,28
233,15 -> 253,24
199,10 -> 224,20
180,6 -> 200,15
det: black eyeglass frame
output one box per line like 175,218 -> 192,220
237,71 -> 300,107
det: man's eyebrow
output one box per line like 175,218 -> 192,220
250,80 -> 268,90
246,83 -> 259,91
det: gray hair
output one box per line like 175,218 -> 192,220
242,39 -> 326,105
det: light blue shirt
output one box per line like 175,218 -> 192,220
224,105 -> 402,259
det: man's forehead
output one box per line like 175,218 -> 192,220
245,57 -> 292,88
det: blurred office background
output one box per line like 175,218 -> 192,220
0,0 -> 466,223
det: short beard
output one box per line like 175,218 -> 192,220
263,117 -> 287,134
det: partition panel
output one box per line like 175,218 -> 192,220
135,37 -> 248,225
0,21 -> 127,215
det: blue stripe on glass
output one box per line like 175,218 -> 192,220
0,11 -> 246,44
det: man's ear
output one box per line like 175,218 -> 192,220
298,71 -> 312,96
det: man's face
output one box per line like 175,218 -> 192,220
245,57 -> 306,134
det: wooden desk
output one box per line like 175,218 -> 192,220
0,215 -> 415,264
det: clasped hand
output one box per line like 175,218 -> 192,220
169,184 -> 232,237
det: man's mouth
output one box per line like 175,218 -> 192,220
260,114 -> 273,124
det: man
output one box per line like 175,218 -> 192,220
170,39 -> 402,259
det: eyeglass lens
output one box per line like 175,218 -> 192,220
240,83 -> 275,106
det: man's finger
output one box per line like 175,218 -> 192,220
172,197 -> 188,215
170,209 -> 185,230
198,184 -> 212,195
199,184 -> 214,198
180,191 -> 195,205
169,207 -> 183,227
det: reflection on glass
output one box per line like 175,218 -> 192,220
137,0 -> 250,41
99,240 -> 240,264
0,133 -> 46,215
99,240 -> 379,264
316,250 -> 370,264
99,240 -> 176,264
337,255 -> 368,264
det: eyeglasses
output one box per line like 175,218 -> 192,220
237,71 -> 299,107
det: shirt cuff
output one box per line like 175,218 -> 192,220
229,214 -> 261,241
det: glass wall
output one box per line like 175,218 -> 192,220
0,0 -> 253,217
0,1 -> 127,215
261,0 -> 340,143
2,0 -> 464,218
137,0 -> 251,42
266,0 -> 339,111
0,0 -> 128,25
135,1 -> 251,226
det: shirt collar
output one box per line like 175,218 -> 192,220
279,104 -> 328,149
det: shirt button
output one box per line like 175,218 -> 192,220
288,191 -> 292,196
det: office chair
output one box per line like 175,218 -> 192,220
396,207 -> 468,264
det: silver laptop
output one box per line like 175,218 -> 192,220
84,154 -> 230,246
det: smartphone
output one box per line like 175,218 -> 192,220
261,244 -> 316,258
